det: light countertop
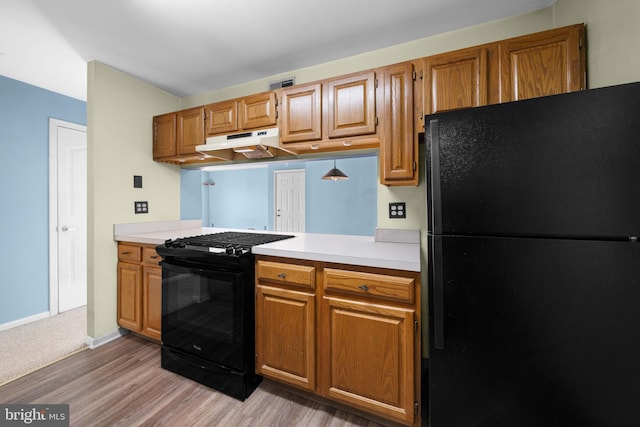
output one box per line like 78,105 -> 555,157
114,221 -> 421,272
114,220 -> 205,245
253,232 -> 420,271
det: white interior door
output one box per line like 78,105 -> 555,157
49,119 -> 87,314
275,170 -> 305,232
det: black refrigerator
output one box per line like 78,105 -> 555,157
425,82 -> 640,427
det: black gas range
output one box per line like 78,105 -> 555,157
157,231 -> 294,260
156,231 -> 294,400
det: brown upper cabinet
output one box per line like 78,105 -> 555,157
423,47 -> 488,115
204,91 -> 278,136
153,106 -> 205,163
417,23 -> 585,118
231,71 -> 382,158
326,71 -> 377,139
204,99 -> 238,135
380,62 -> 417,186
499,24 -> 585,102
152,112 -> 177,158
177,107 -> 205,155
280,83 -> 322,143
153,24 -> 585,188
278,70 -> 381,154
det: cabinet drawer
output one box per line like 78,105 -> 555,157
118,244 -> 142,262
143,247 -> 161,265
324,268 -> 415,304
257,260 -> 315,290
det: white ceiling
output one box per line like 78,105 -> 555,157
0,0 -> 555,101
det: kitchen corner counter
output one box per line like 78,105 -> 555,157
113,220 -> 204,245
114,221 -> 421,272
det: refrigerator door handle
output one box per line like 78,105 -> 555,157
429,119 -> 443,235
432,235 -> 445,349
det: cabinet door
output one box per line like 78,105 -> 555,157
239,92 -> 278,130
280,83 -> 322,143
256,285 -> 316,391
177,106 -> 204,155
327,71 -> 377,139
381,62 -> 417,186
205,100 -> 238,135
499,24 -> 585,102
152,112 -> 176,159
117,262 -> 142,332
424,47 -> 488,114
142,265 -> 162,341
325,297 -> 415,425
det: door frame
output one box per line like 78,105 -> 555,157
48,118 -> 87,316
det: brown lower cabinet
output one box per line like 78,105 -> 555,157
117,242 -> 162,341
256,260 -> 317,391
255,256 -> 421,426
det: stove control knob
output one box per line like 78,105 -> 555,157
225,245 -> 234,255
234,246 -> 244,255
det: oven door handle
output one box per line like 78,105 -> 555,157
160,258 -> 244,274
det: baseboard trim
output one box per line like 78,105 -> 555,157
85,328 -> 129,349
0,311 -> 50,332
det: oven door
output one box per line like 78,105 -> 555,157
161,259 -> 249,371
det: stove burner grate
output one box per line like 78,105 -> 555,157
166,231 -> 294,250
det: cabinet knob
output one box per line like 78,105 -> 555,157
358,284 -> 369,292
277,273 -> 287,279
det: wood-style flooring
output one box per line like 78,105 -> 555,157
0,334 -> 391,426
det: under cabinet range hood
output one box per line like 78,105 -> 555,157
196,128 -> 297,160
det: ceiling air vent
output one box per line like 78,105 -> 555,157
269,77 -> 295,90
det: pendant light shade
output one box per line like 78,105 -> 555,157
321,159 -> 349,181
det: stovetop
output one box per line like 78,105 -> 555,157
160,231 -> 294,256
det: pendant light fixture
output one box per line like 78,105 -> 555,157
321,159 -> 348,181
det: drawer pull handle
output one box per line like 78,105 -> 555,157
358,284 -> 369,292
277,273 -> 287,279
121,251 -> 130,255
150,255 -> 159,259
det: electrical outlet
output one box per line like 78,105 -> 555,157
389,202 -> 406,219
134,201 -> 148,214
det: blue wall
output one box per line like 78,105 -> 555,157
305,157 -> 377,235
0,76 -> 86,325
180,168 -> 202,220
208,167 -> 269,230
181,155 -> 378,236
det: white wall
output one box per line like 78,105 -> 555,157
87,62 -> 181,338
554,0 -> 640,88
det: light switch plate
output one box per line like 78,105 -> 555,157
389,202 -> 406,219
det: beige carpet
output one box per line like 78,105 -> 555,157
0,306 -> 88,386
